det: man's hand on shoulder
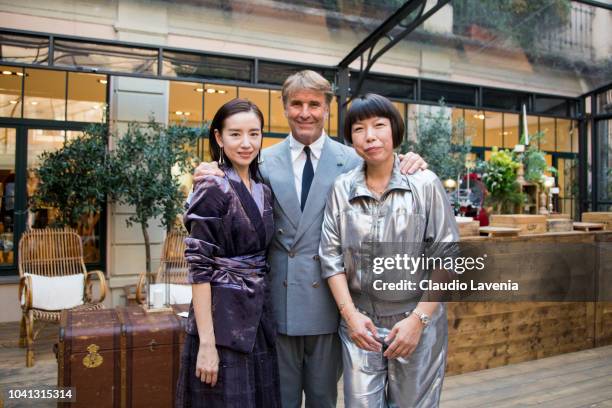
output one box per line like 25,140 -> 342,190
194,161 -> 225,184
398,152 -> 428,175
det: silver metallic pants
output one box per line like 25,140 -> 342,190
338,304 -> 448,408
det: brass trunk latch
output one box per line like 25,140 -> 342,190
83,344 -> 103,368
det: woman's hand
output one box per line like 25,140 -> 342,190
383,315 -> 424,359
345,310 -> 382,352
194,161 -> 225,183
195,342 -> 220,386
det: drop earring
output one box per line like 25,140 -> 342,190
219,147 -> 225,165
257,151 -> 263,164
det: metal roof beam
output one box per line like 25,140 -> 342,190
337,0 -> 451,102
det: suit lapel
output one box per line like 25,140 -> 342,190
294,138 -> 348,242
266,139 -> 301,229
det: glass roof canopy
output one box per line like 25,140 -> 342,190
169,0 -> 610,98
1,0 -> 609,98
367,0 -> 612,97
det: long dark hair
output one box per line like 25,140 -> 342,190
209,98 -> 265,181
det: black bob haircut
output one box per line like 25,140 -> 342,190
344,93 -> 405,148
209,98 -> 264,182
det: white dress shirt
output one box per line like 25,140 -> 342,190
288,132 -> 326,201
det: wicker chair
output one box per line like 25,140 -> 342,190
18,228 -> 107,367
135,229 -> 189,305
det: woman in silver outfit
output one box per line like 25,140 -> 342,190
319,94 -> 459,408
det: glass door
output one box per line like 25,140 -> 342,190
0,124 -> 104,275
0,126 -> 17,269
25,128 -> 102,264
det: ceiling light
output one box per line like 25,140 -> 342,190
218,90 -> 227,94
206,88 -> 216,94
2,71 -> 12,75
30,101 -> 39,105
98,79 -> 108,84
16,72 -> 24,77
184,112 -> 191,116
9,100 -> 18,104
175,111 -> 183,115
195,87 -> 204,93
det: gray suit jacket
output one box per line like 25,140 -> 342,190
260,136 -> 362,335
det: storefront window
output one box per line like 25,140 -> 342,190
163,51 -> 252,82
539,117 -> 556,151
24,69 -> 66,120
464,109 -> 484,146
329,97 -> 339,137
27,129 -> 101,263
270,90 -> 289,135
238,87 -> 270,132
503,113 -> 519,148
67,73 -> 107,122
0,127 -> 16,266
556,119 -> 573,153
451,108 -> 464,143
0,33 -> 49,65
526,115 -> 539,147
54,39 -> 158,75
0,66 -> 23,118
557,157 -> 578,218
169,81 -> 203,127
484,111 -> 503,148
203,84 -> 237,122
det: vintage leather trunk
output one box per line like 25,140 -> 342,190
489,214 -> 547,235
57,305 -> 187,408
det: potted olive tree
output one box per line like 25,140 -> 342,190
110,120 -> 205,307
401,102 -> 471,182
32,124 -> 112,230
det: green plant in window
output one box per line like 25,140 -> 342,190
519,131 -> 557,184
32,124 -> 112,229
480,147 -> 524,214
110,120 -> 206,275
401,102 -> 471,181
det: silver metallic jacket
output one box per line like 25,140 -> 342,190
319,156 -> 460,315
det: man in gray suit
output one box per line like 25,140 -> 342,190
194,70 -> 427,407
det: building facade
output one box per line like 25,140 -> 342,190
0,0 -> 610,321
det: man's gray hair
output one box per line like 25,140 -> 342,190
282,70 -> 333,107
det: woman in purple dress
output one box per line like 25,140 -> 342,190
175,99 -> 280,408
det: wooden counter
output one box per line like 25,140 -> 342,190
446,230 -> 612,375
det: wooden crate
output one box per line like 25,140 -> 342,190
547,218 -> 573,232
548,213 -> 571,220
582,212 -> 612,230
457,218 -> 480,238
489,214 -> 547,235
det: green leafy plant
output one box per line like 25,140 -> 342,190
32,124 -> 112,228
401,102 -> 471,181
520,131 -> 558,184
480,147 -> 524,214
110,120 -> 205,275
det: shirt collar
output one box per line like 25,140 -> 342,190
288,132 -> 327,163
349,154 -> 411,202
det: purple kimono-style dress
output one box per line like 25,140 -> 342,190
175,166 -> 280,408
